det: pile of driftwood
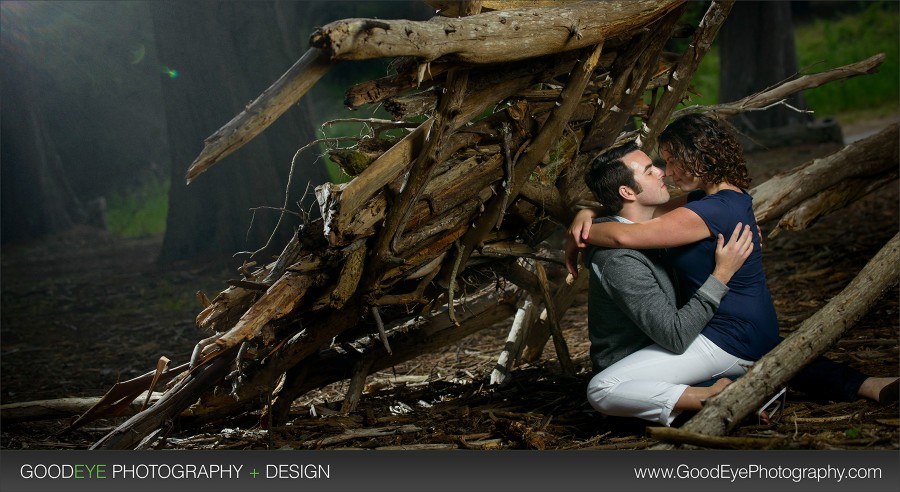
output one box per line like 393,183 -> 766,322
6,0 -> 895,449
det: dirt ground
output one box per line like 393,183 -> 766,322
1,117 -> 898,451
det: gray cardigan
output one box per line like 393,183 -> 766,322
586,219 -> 728,374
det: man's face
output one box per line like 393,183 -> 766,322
659,146 -> 702,191
622,150 -> 669,206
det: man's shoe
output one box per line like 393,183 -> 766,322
878,378 -> 899,404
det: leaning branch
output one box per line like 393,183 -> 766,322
185,48 -> 333,184
695,53 -> 886,119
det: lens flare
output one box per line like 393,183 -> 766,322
161,66 -> 178,79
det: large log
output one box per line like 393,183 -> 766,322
751,123 -> 899,225
310,1 -> 684,64
674,233 -> 900,438
1,395 -> 161,424
772,174 -> 899,235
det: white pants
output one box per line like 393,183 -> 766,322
586,335 -> 753,426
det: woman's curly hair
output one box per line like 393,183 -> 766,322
658,113 -> 751,189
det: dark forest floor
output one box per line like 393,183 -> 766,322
1,118 -> 898,451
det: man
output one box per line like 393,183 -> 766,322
567,141 -> 897,425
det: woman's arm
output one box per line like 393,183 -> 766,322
653,193 -> 688,217
586,207 -> 710,249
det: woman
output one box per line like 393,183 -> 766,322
569,113 -> 896,425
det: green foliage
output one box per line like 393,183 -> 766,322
795,2 -> 899,116
686,3 -> 899,116
106,176 -> 169,237
684,48 -> 720,108
318,119 -> 364,184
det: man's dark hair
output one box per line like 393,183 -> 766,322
584,141 -> 641,214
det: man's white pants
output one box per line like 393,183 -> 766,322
587,335 -> 753,426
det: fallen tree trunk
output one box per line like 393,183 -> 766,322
751,123 -> 899,224
672,232 -> 900,439
1,396 -> 160,424
772,174 -> 898,235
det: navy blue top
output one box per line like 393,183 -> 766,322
669,190 -> 781,360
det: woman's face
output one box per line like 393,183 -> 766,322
660,146 -> 703,192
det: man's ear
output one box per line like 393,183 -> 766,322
618,185 -> 636,201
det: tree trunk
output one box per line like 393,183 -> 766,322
1,41 -> 84,243
152,0 -> 323,264
719,1 -> 811,134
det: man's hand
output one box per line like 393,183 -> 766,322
711,222 -> 753,285
565,208 -> 599,277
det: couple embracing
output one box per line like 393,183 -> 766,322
566,114 -> 897,426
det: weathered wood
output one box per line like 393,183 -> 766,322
322,152 -> 503,248
189,284 -> 518,426
311,1 -> 683,64
62,362 -> 190,432
92,349 -> 236,449
535,262 -> 576,377
436,42 -> 605,289
675,233 -> 900,438
581,4 -> 685,151
640,0 -> 734,149
384,91 -> 438,120
648,426 -> 789,449
751,123 -> 899,225
194,271 -> 327,365
371,67 -> 471,271
772,174 -> 898,236
695,53 -> 886,120
171,300 -> 369,428
302,424 -> 421,448
345,60 -> 450,109
322,51 -> 581,232
426,0 -> 572,18
185,48 -> 333,183
520,269 -> 588,364
1,395 -> 164,424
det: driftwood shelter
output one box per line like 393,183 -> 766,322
6,0 -> 896,449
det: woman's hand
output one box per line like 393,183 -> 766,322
565,208 -> 598,277
568,208 -> 598,247
711,222 -> 753,285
